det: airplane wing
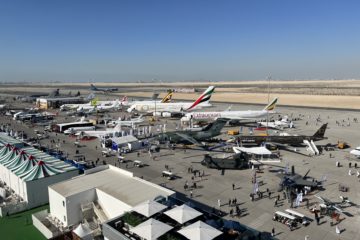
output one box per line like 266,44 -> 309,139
333,205 -> 344,213
294,178 -> 317,187
174,132 -> 200,145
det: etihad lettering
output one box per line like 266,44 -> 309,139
193,113 -> 222,119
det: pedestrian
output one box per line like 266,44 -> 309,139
229,199 -> 231,206
277,194 -> 280,201
336,225 -> 341,235
355,163 -> 358,168
269,192 -> 272,199
190,191 -> 193,198
271,227 -> 275,237
218,199 -> 221,207
232,183 -> 235,190
349,162 -> 352,168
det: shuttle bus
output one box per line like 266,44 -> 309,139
54,121 -> 94,133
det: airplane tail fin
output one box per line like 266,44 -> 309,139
121,96 -> 128,102
90,84 -> 97,91
312,123 -> 328,138
202,118 -> 228,135
225,105 -> 232,111
151,93 -> 159,100
87,93 -> 95,101
186,86 -> 215,111
91,98 -> 99,106
161,90 -> 173,103
263,97 -> 278,111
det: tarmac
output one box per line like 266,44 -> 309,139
1,95 -> 360,240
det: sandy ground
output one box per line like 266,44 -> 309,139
1,79 -> 360,109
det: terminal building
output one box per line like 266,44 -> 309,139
0,133 -> 79,216
36,96 -> 84,109
33,165 -> 175,239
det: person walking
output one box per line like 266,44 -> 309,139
336,225 -> 341,235
232,183 -> 235,190
271,227 -> 275,237
218,199 -> 221,207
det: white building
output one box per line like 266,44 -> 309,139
33,165 -> 175,239
0,133 -> 78,216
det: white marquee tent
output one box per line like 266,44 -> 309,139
164,204 -> 203,224
178,220 -> 222,240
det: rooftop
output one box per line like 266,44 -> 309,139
50,166 -> 175,206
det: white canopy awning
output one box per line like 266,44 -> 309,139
132,200 -> 167,218
233,146 -> 272,155
164,204 -> 203,224
178,220 -> 222,240
73,223 -> 92,239
131,218 -> 173,240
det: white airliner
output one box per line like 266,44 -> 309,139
127,86 -> 215,113
107,115 -> 145,127
182,97 -> 278,121
77,100 -> 120,112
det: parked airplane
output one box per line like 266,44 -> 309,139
182,97 -> 278,122
277,167 -> 318,192
77,99 -> 120,112
107,115 -> 145,127
127,86 -> 215,113
236,123 -> 328,146
19,89 -> 60,102
154,118 -> 228,145
258,116 -> 294,129
315,195 -> 348,213
90,84 -> 118,92
120,91 -> 173,107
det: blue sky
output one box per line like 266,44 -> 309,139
1,0 -> 360,82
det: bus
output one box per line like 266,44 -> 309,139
54,121 -> 94,133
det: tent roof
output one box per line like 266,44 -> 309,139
178,220 -> 222,240
132,200 -> 167,218
164,204 -> 203,224
19,161 -> 64,181
131,218 -> 173,240
111,135 -> 138,145
233,146 -> 272,155
73,223 -> 92,237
